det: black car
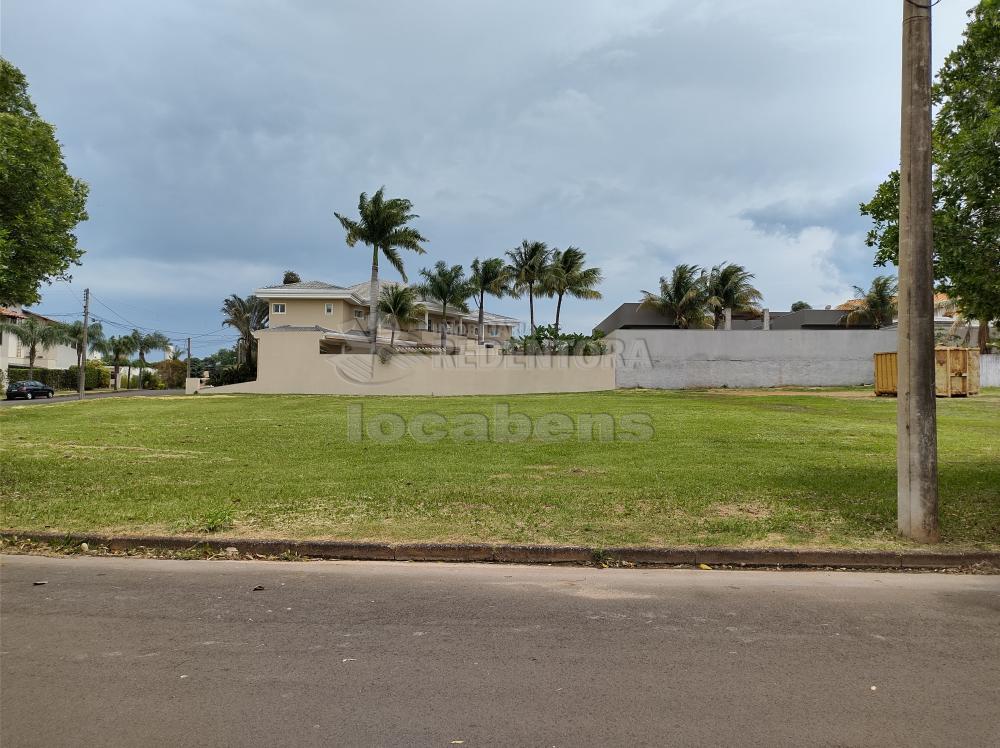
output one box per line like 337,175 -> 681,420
5,380 -> 55,400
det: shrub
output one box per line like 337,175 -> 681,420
66,361 -> 111,390
208,361 -> 256,386
154,359 -> 187,389
141,371 -> 166,390
6,367 -> 69,389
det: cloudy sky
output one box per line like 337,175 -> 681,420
3,0 -> 974,354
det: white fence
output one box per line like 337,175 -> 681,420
608,329 -> 899,389
981,354 -> 1000,387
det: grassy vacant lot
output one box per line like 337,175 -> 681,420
1,390 -> 998,550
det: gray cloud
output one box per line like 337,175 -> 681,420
2,0 -> 971,351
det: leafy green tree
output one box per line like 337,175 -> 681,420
860,2 -> 1000,350
540,247 -> 603,335
221,294 -> 268,364
845,276 -> 898,329
377,284 -> 425,346
418,261 -> 474,352
95,335 -> 136,391
640,264 -> 711,329
469,257 -> 511,344
131,329 -> 171,389
335,188 -> 428,343
0,316 -> 72,378
282,270 -> 301,284
706,263 -> 762,329
0,59 -> 89,306
63,319 -> 104,372
790,301 -> 812,312
505,240 -> 550,332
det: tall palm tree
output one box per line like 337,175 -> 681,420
540,247 -> 603,335
418,261 -> 474,352
505,240 -> 549,332
221,294 -> 269,364
846,275 -> 898,329
335,187 -> 428,344
95,335 -> 136,391
469,257 -> 511,344
131,330 -> 171,389
377,284 -> 425,346
640,264 -> 712,329
63,319 -> 104,372
0,317 -> 72,379
706,263 -> 763,329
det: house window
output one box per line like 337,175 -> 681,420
354,309 -> 365,319
272,303 -> 286,314
325,303 -> 334,315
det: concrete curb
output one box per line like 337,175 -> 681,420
2,531 -> 998,570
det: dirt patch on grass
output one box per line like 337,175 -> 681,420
703,388 -> 875,399
711,502 -> 774,519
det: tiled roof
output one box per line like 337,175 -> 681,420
261,280 -> 347,290
0,306 -> 27,319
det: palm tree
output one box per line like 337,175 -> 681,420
131,330 -> 171,389
0,317 -> 72,379
469,257 -> 511,344
335,187 -> 428,344
377,284 -> 425,346
640,264 -> 712,329
418,261 -> 474,352
505,240 -> 549,332
846,275 -> 898,329
96,335 -> 136,391
221,294 -> 269,364
540,247 -> 603,335
63,320 -> 104,372
706,263 -> 763,329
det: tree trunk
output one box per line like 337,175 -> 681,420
28,346 -> 36,380
478,292 -> 485,345
528,282 -> 536,332
127,363 -> 133,390
139,353 -> 146,389
978,318 -> 990,353
554,293 -> 564,336
440,304 -> 448,354
391,326 -> 396,347
369,247 -> 379,346
113,364 -> 120,391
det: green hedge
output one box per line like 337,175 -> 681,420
7,361 -> 110,390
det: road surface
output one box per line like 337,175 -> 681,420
0,389 -> 184,407
1,555 -> 998,747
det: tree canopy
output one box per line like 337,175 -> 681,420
860,1 -> 1000,345
0,59 -> 89,306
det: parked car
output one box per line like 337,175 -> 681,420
5,380 -> 55,400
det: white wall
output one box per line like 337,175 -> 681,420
981,354 -> 1000,387
609,329 -> 899,389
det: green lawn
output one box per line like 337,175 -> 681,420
1,390 -> 998,550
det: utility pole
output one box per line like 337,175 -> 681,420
186,337 -> 192,381
897,0 -> 939,542
78,288 -> 90,400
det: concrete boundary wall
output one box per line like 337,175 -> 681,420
981,354 -> 1000,387
195,330 -> 615,396
609,329 -> 899,389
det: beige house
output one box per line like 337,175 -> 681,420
253,279 -> 520,355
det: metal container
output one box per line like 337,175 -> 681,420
873,347 -> 980,397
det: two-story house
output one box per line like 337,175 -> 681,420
253,279 -> 520,355
1,306 -> 80,378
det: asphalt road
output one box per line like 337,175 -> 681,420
1,556 -> 998,747
0,389 -> 184,407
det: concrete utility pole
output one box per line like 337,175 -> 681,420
186,337 -> 192,380
77,288 -> 90,400
897,0 -> 939,542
